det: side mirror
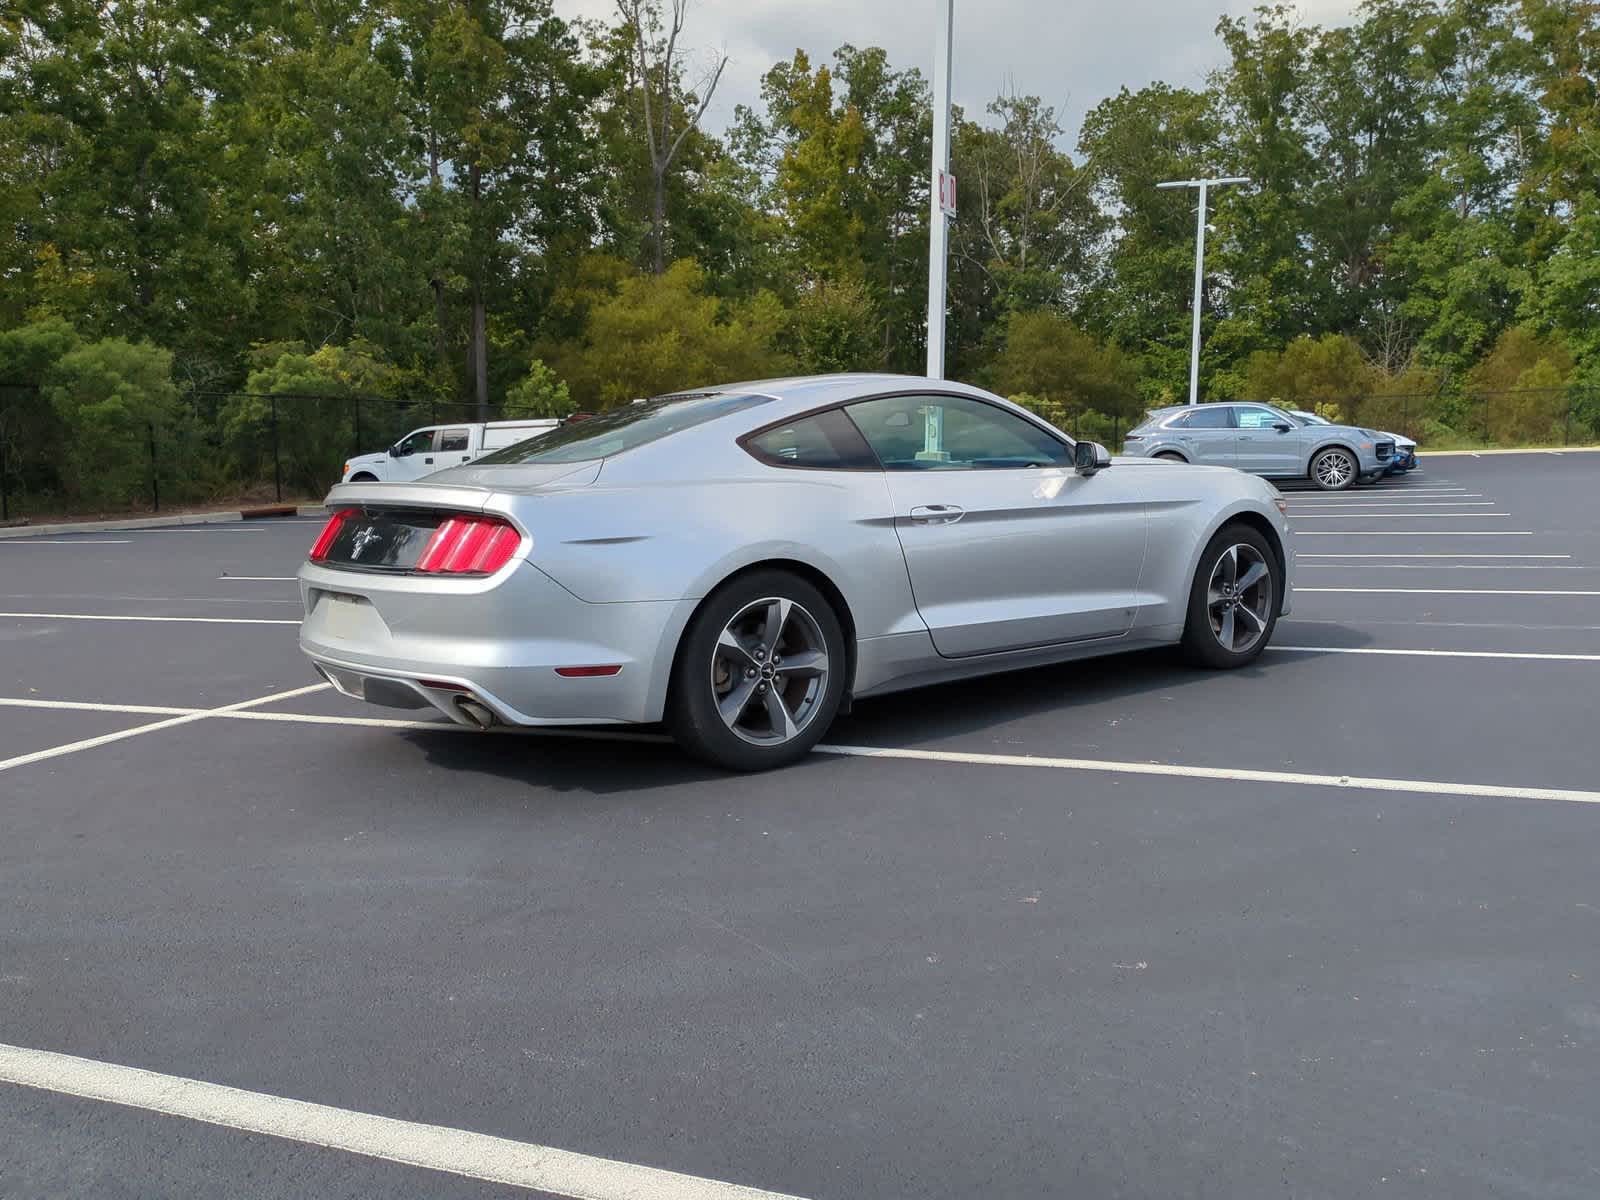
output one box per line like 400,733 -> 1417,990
1074,441 -> 1113,476
1272,421 -> 1293,433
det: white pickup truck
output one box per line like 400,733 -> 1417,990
340,419 -> 561,483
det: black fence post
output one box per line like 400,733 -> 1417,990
1565,395 -> 1574,446
431,399 -> 439,426
353,396 -> 362,456
148,421 -> 160,512
270,394 -> 283,502
0,404 -> 9,524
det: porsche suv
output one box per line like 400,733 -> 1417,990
1122,402 -> 1393,490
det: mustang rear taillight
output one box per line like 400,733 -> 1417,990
308,508 -> 359,562
414,516 -> 522,575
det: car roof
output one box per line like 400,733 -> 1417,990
689,372 -> 998,415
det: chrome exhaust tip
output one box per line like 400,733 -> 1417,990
455,698 -> 498,730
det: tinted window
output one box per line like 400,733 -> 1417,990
476,393 -> 773,465
438,427 -> 471,451
1162,410 -> 1192,429
1236,406 -> 1291,429
1186,406 -> 1234,429
846,395 -> 1071,470
745,409 -> 878,469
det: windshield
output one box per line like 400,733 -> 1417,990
475,392 -> 773,465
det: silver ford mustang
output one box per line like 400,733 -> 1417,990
298,374 -> 1295,770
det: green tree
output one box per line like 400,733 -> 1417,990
45,337 -> 185,509
991,311 -> 1142,428
1242,333 -> 1376,419
540,259 -> 792,407
503,359 -> 574,417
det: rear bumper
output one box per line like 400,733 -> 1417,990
297,560 -> 689,725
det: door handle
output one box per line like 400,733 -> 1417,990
461,455 -> 471,462
909,504 -> 964,525
424,456 -> 434,464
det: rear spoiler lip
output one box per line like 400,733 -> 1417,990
322,482 -> 495,513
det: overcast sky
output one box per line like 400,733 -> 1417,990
555,0 -> 1362,151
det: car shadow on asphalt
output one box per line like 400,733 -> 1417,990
400,725 -> 731,794
828,638 -> 1362,751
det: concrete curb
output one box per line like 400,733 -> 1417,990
1421,446 -> 1600,458
0,511 -> 246,539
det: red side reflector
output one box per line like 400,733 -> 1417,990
554,665 -> 623,678
309,508 -> 358,561
414,515 -> 521,575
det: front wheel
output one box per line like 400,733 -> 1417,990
668,570 -> 848,771
1309,447 -> 1357,491
1180,525 -> 1279,669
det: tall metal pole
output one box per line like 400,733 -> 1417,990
1187,181 -> 1208,407
1157,176 -> 1249,405
925,0 -> 953,379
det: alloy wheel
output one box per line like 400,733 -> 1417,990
1207,544 -> 1274,654
1314,450 -> 1355,489
710,596 -> 830,746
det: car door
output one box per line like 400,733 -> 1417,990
1175,404 -> 1238,465
387,428 -> 439,482
435,426 -> 474,471
1234,405 -> 1302,475
844,393 -> 1147,657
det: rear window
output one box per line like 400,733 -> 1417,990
476,393 -> 773,465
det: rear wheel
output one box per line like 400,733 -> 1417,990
668,569 -> 848,771
348,472 -> 378,482
1180,524 -> 1279,669
1310,447 -> 1357,491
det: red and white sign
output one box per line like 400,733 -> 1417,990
937,169 -> 957,218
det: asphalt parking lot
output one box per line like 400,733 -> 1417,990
3,450 -> 1599,1200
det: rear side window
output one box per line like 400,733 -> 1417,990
1184,406 -> 1235,429
476,393 -> 773,465
744,410 -> 878,469
438,427 -> 471,451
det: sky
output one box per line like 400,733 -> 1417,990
555,0 -> 1363,151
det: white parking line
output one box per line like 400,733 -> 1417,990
1297,530 -> 1534,536
0,611 -> 299,625
1270,645 -> 1600,663
1289,512 -> 1511,519
1299,587 -> 1600,597
819,744 -> 1600,805
1286,499 -> 1491,505
1298,553 -> 1571,559
0,1043 -> 802,1200
0,684 -> 329,774
219,576 -> 298,581
0,539 -> 134,545
1301,564 -> 1584,570
127,527 -> 267,533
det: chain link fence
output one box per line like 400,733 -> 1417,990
2,382 -> 1597,523
0,386 -> 508,523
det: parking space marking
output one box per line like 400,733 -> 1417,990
1301,563 -> 1586,570
0,698 -> 195,717
818,744 -> 1600,805
219,576 -> 298,581
1298,553 -> 1571,558
1271,644 -> 1600,662
0,539 -> 134,545
124,527 -> 267,533
1289,512 -> 1511,519
0,684 -> 329,774
1286,499 -> 1492,506
0,611 -> 299,626
1299,587 -> 1600,596
1297,530 -> 1534,536
0,1042 -> 804,1200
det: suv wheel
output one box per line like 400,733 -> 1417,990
1310,447 -> 1357,491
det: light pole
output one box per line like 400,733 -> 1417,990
926,0 -> 953,378
1155,176 -> 1249,404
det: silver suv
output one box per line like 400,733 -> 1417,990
1122,402 -> 1393,491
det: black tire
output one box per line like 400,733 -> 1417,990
1309,446 -> 1357,491
1180,523 -> 1280,669
1154,451 -> 1187,463
349,472 -> 378,482
668,569 -> 849,771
